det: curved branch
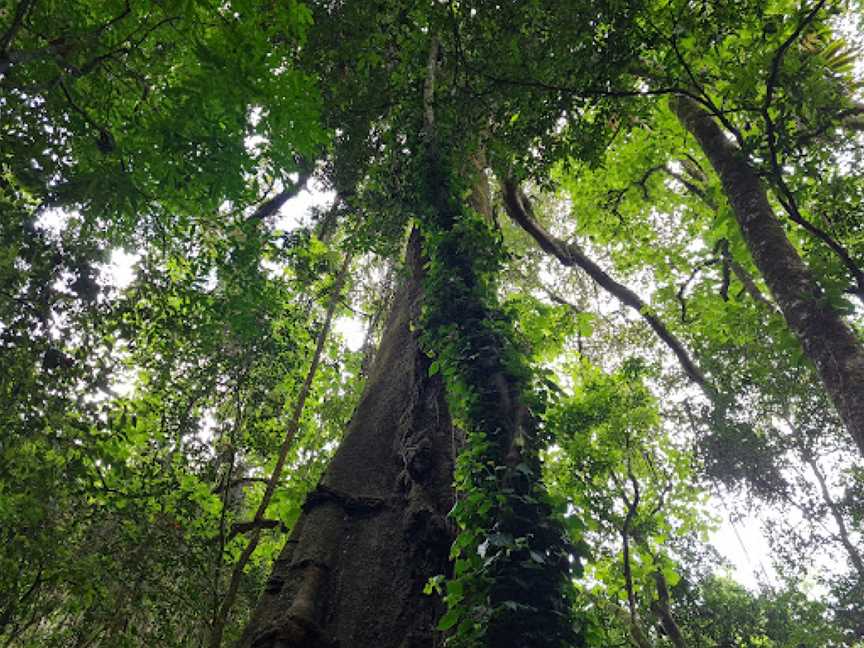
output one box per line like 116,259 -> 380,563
501,179 -> 714,398
774,187 -> 864,302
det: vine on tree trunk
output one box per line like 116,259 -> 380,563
415,147 -> 584,647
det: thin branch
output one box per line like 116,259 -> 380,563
665,32 -> 745,148
227,518 -> 287,541
773,185 -> 864,303
804,452 -> 864,580
207,251 -> 352,648
720,243 -> 780,312
764,0 -> 828,112
676,256 -> 720,323
665,161 -> 782,314
0,0 -> 37,56
604,164 -> 666,218
755,0 -> 864,301
501,179 -> 715,398
663,166 -> 714,207
211,477 -> 270,495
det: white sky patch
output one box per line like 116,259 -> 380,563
710,511 -> 775,588
109,362 -> 138,398
333,315 -> 365,352
36,206 -> 73,237
274,177 -> 336,232
194,409 -> 219,447
245,134 -> 267,156
103,249 -> 141,290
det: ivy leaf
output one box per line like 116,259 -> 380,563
437,608 -> 460,631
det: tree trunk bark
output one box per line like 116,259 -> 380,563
650,570 -> 688,648
237,232 -> 455,648
673,95 -> 864,458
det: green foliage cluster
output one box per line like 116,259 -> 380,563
0,198 -> 360,644
545,361 -> 710,641
0,1 -> 361,644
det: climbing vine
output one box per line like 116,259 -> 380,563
416,149 -> 582,647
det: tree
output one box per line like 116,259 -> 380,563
545,360 -> 707,648
674,94 -> 864,457
2,0 -> 863,646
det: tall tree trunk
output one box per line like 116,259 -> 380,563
417,147 -> 577,645
237,233 -> 455,648
673,96 -> 864,458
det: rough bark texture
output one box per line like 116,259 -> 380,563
674,96 -> 864,458
237,234 -> 455,648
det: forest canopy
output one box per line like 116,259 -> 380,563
1,0 -> 863,646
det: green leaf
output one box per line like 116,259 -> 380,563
437,608 -> 460,631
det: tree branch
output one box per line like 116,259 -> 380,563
501,179 -> 714,398
245,166 -> 313,223
804,452 -> 864,580
764,0 -> 828,112
0,0 -> 37,56
756,0 -> 864,302
228,518 -> 287,541
676,256 -> 720,323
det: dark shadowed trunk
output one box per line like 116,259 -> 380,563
650,570 -> 688,648
237,233 -> 455,648
674,96 -> 864,458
